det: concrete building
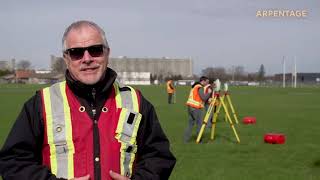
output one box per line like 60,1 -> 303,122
117,72 -> 151,85
0,59 -> 15,71
109,56 -> 193,78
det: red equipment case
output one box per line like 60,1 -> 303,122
242,116 -> 256,124
264,133 -> 286,144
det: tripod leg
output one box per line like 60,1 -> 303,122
221,100 -> 241,143
223,97 -> 228,123
210,97 -> 222,140
214,96 -> 224,119
216,95 -> 226,122
210,105 -> 218,140
196,97 -> 216,143
226,95 -> 239,124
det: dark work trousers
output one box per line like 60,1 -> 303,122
168,93 -> 174,104
184,106 -> 203,142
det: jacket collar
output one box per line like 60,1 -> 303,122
65,67 -> 117,99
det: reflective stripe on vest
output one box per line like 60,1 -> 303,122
42,81 -> 141,179
186,84 -> 204,109
113,82 -> 142,177
42,81 -> 75,179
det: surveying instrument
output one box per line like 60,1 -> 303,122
196,79 -> 240,143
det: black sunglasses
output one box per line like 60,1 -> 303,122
64,44 -> 106,61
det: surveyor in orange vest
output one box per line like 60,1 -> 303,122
184,76 -> 212,143
166,79 -> 175,104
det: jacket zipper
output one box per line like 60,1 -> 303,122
91,88 -> 101,180
92,88 -> 96,117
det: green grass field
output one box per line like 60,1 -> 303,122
1,84 -> 320,180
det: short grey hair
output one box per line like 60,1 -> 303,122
62,20 -> 109,51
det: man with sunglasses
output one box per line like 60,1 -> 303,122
0,20 -> 176,180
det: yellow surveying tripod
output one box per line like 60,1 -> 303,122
196,81 -> 240,143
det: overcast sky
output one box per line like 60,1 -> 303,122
0,0 -> 319,75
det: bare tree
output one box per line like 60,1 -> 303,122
165,74 -> 182,81
234,66 -> 247,80
248,72 -> 258,81
228,65 -> 247,81
201,67 -> 229,82
17,60 -> 31,70
52,58 -> 67,73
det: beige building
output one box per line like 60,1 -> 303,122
117,72 -> 151,85
109,57 -> 193,77
0,59 -> 15,71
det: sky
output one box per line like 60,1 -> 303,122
0,0 -> 319,75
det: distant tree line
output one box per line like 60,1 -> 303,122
52,58 -> 67,73
0,69 -> 13,77
201,64 -> 266,82
150,74 -> 184,83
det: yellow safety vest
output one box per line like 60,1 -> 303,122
42,81 -> 141,179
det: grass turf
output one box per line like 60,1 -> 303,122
1,84 -> 320,179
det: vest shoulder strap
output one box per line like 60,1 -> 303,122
114,81 -> 140,112
113,81 -> 142,178
41,81 -> 75,179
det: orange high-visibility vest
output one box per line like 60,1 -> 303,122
186,84 -> 204,109
166,80 -> 174,94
